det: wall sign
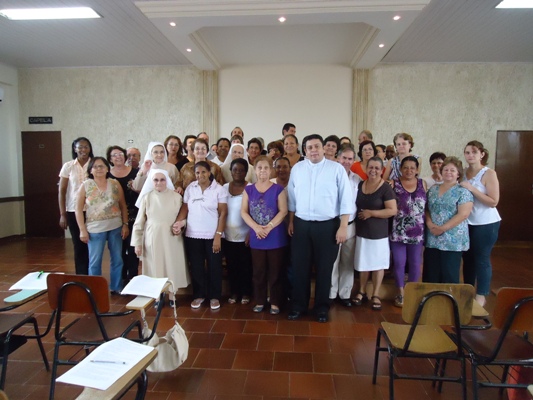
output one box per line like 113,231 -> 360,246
29,116 -> 53,124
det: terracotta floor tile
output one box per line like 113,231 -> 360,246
293,335 -> 331,353
181,318 -> 216,333
153,368 -> 205,393
233,350 -> 274,371
289,372 -> 336,399
244,370 -> 290,397
1,239 -> 531,400
243,320 -> 278,334
273,352 -> 313,372
192,348 -> 236,369
277,320 -> 310,335
220,333 -> 259,350
188,332 -> 225,349
197,369 -> 247,396
312,353 -> 356,374
333,374 -> 384,400
211,319 -> 246,333
257,334 -> 294,352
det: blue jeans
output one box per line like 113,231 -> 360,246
462,221 -> 500,295
88,226 -> 123,292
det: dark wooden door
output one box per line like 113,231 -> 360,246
495,130 -> 533,242
21,131 -> 64,237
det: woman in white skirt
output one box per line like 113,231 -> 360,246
353,157 -> 397,310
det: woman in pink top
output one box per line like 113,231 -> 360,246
173,161 -> 228,311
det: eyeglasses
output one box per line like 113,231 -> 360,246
92,165 -> 107,170
111,153 -> 124,157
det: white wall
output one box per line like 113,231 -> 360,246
18,66 -> 204,162
368,63 -> 533,169
0,63 -> 25,238
219,65 -> 353,145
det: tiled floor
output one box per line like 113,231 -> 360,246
0,237 -> 532,400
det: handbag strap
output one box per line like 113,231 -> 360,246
167,280 -> 178,320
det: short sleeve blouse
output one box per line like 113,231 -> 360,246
184,179 -> 228,239
425,184 -> 473,251
390,178 -> 426,244
355,181 -> 396,240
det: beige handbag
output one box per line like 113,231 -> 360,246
142,282 -> 189,372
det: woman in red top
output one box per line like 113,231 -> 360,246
350,140 -> 377,180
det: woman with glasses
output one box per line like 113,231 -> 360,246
75,157 -> 129,293
107,145 -> 139,285
58,137 -> 93,275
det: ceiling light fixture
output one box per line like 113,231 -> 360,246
186,48 -> 192,52
379,44 -> 385,48
393,15 -> 401,20
278,17 -> 286,23
0,7 -> 101,20
496,0 -> 533,8
169,22 -> 176,27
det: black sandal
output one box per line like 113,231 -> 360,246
353,292 -> 368,306
371,296 -> 382,311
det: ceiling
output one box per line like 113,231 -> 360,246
0,0 -> 532,70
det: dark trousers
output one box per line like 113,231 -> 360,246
223,239 -> 252,298
251,247 -> 286,307
66,211 -> 89,275
462,221 -> 500,296
422,247 -> 462,284
185,237 -> 222,300
291,217 -> 339,314
121,221 -> 139,282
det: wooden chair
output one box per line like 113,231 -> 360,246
0,313 -> 49,390
460,287 -> 533,400
372,282 -> 475,400
47,274 -> 143,400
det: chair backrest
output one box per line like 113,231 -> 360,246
403,282 -> 475,326
47,274 -> 110,314
493,287 -> 533,331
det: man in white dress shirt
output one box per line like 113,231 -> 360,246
287,134 -> 354,323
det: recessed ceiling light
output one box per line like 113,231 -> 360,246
186,48 -> 192,52
393,15 -> 401,20
379,44 -> 385,48
169,22 -> 176,27
278,16 -> 286,23
0,7 -> 101,20
496,0 -> 533,8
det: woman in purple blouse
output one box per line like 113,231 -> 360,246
241,155 -> 288,314
390,156 -> 427,307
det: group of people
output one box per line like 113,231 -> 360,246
58,124 -> 500,323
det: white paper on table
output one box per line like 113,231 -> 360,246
120,275 -> 168,299
9,271 -> 51,291
56,337 -> 153,391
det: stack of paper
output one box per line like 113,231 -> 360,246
56,337 -> 154,390
120,275 -> 169,299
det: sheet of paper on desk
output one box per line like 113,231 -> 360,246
120,275 -> 169,299
9,272 -> 51,291
56,337 -> 153,391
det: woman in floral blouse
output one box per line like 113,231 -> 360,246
390,156 -> 427,307
423,156 -> 473,284
75,157 -> 129,293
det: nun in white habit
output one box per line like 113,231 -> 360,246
131,169 -> 190,305
132,141 -> 182,193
